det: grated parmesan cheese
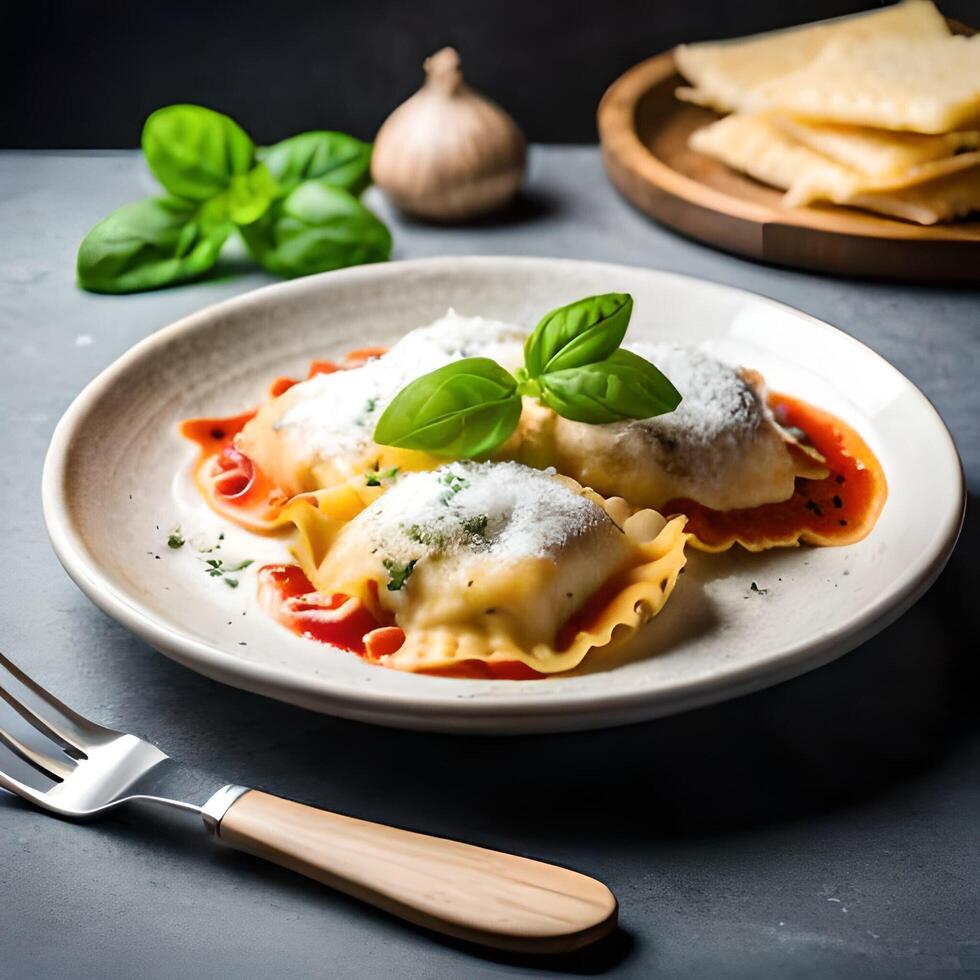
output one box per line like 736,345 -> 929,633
624,341 -> 764,452
275,310 -> 525,458
359,461 -> 618,566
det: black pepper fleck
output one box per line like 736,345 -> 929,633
832,495 -> 843,509
211,428 -> 225,440
835,474 -> 845,484
839,519 -> 848,526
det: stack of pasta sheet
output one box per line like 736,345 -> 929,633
675,0 -> 980,224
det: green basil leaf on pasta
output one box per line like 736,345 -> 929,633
538,348 -> 682,424
523,293 -> 633,377
373,358 -> 522,458
142,104 -> 255,201
76,197 -> 229,294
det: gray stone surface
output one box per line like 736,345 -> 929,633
0,148 -> 977,980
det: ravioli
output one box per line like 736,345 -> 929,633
278,462 -> 688,675
235,310 -> 525,499
516,343 -> 826,513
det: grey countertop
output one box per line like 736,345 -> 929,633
0,148 -> 977,980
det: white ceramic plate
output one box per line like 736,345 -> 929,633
42,257 -> 963,734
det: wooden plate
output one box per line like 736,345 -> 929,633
597,50 -> 980,283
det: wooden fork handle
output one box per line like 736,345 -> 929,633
217,790 -> 617,954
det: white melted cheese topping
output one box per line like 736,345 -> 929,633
624,341 -> 764,447
361,461 -> 617,566
275,310 -> 525,459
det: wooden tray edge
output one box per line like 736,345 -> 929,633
596,51 -> 980,283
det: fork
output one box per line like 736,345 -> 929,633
0,651 -> 617,954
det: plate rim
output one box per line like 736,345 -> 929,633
41,256 -> 966,732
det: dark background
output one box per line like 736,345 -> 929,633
5,0 -> 978,148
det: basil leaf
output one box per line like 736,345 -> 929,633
240,180 -> 391,278
77,197 -> 229,294
524,293 -> 633,378
259,131 -> 373,196
373,358 -> 522,458
142,104 -> 255,201
217,163 -> 279,225
538,348 -> 682,424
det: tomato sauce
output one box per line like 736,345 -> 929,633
181,349 -> 885,675
180,351 -> 388,530
257,564 -> 386,653
256,562 -> 543,677
664,393 -> 887,551
180,409 -> 287,529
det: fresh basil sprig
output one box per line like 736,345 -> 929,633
374,358 -> 523,458
523,292 -> 633,377
75,197 -> 231,295
258,131 -> 373,197
373,294 -> 681,458
536,348 -> 680,423
239,180 -> 391,279
142,104 -> 257,202
77,105 -> 387,294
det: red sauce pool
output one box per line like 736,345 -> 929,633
664,393 -> 887,551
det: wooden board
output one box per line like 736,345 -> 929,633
597,50 -> 980,283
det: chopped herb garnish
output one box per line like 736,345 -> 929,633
365,466 -> 399,487
167,526 -> 185,549
439,470 -> 469,503
383,558 -> 417,591
460,514 -> 488,537
405,523 -> 427,543
201,557 -> 253,586
403,522 -> 453,548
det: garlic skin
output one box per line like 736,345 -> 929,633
372,47 -> 527,223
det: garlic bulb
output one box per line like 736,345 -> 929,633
371,47 -> 526,223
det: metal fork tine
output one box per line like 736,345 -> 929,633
0,651 -> 114,752
0,766 -> 50,808
0,725 -> 73,781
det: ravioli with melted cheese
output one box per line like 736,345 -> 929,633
236,310 -> 525,499
516,343 -> 826,513
283,462 -> 687,675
